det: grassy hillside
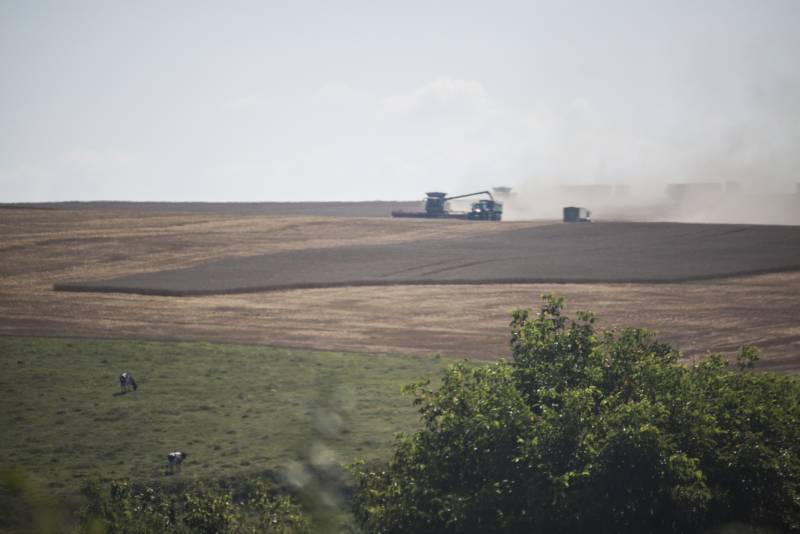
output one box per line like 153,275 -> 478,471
0,337 -> 455,494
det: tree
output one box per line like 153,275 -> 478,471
352,296 -> 800,533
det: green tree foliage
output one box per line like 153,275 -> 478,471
352,296 -> 800,533
76,478 -> 311,533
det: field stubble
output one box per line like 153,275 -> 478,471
1,208 -> 799,371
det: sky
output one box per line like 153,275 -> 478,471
1,0 -> 799,202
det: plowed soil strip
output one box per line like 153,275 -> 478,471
56,222 -> 800,296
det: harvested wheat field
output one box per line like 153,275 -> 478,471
2,204 -> 799,371
56,221 -> 800,295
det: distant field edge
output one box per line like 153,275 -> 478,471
0,334 -> 460,359
0,200 -> 421,216
53,265 -> 800,297
0,332 -> 465,361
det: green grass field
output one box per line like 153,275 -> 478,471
0,337 -> 459,494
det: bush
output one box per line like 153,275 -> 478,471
76,478 -> 311,533
352,296 -> 800,533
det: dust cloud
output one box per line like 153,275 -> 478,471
501,184 -> 800,225
474,18 -> 800,227
488,75 -> 800,226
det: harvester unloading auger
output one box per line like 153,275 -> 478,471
392,191 -> 503,221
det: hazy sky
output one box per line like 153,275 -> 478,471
1,0 -> 799,202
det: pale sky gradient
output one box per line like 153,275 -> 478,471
1,0 -> 799,202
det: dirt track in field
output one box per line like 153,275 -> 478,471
1,206 -> 799,371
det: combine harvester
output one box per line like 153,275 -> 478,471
392,191 -> 503,221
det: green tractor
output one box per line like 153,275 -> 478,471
467,198 -> 503,220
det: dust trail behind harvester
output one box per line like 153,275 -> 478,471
500,183 -> 800,225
